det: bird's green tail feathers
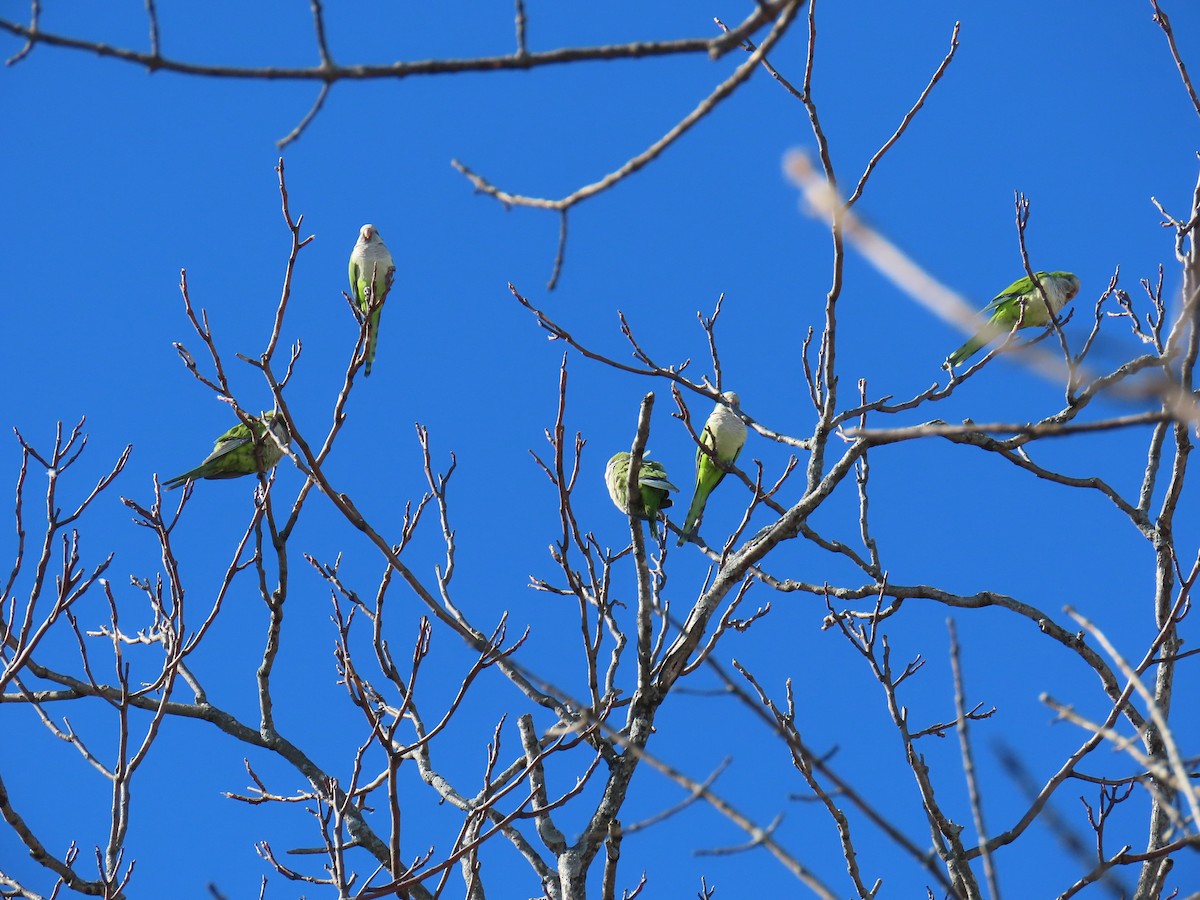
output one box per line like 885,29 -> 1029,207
676,488 -> 710,546
365,308 -> 381,376
163,470 -> 197,491
643,489 -> 671,540
948,334 -> 985,367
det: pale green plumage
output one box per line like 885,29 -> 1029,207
678,392 -> 747,546
948,271 -> 1080,367
163,411 -> 290,489
348,224 -> 396,377
605,451 -> 678,539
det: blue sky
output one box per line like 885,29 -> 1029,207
3,1 -> 1200,896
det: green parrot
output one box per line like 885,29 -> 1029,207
605,451 -> 679,539
163,411 -> 290,489
677,391 -> 747,547
348,223 -> 396,377
947,271 -> 1080,367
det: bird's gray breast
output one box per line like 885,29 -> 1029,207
357,243 -> 393,268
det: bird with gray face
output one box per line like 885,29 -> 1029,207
348,223 -> 396,377
678,391 -> 747,546
164,411 -> 290,489
948,271 -> 1080,367
605,451 -> 679,539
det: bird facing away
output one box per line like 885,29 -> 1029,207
678,391 -> 748,547
947,271 -> 1080,367
605,451 -> 679,539
163,411 -> 290,490
348,224 -> 396,377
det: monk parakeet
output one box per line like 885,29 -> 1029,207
163,411 -> 290,489
948,271 -> 1080,367
605,451 -> 679,539
348,224 -> 396,377
677,391 -> 747,546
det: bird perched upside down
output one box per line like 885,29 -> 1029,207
947,271 -> 1080,367
163,411 -> 290,489
605,451 -> 678,539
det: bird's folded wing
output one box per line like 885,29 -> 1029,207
196,435 -> 252,466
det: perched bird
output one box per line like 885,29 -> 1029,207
948,271 -> 1080,367
605,451 -> 678,539
348,224 -> 396,377
163,411 -> 290,489
678,391 -> 747,547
